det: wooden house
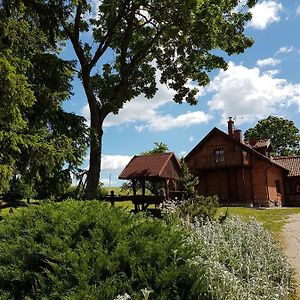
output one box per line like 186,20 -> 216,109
185,118 -> 289,207
273,156 -> 300,206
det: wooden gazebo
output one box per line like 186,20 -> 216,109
118,152 -> 181,210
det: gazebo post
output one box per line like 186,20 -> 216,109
173,179 -> 177,191
132,179 -> 137,195
165,179 -> 170,200
132,179 -> 138,212
142,179 -> 146,196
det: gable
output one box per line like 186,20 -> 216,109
185,128 -> 244,167
185,127 -> 288,172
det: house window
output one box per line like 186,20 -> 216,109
285,182 -> 291,194
275,179 -> 281,194
214,149 -> 224,164
242,151 -> 249,164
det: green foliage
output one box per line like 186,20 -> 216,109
163,195 -> 219,223
0,201 -> 191,299
98,182 -> 109,198
141,142 -> 169,155
6,177 -> 36,201
181,195 -> 219,220
0,201 -> 293,299
178,158 -> 199,195
0,52 -> 35,194
0,3 -> 88,198
62,185 -> 79,199
244,115 -> 300,156
15,0 -> 257,199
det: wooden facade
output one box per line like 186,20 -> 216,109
185,124 -> 288,207
273,157 -> 300,206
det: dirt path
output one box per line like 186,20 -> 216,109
283,213 -> 300,296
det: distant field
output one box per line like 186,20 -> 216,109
217,207 -> 300,241
103,186 -> 125,195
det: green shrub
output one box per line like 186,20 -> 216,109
163,195 -> 219,222
180,195 -> 219,220
0,201 -> 293,299
98,183 -> 109,198
0,201 -> 192,299
62,185 -> 79,199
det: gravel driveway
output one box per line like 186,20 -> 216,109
283,213 -> 300,296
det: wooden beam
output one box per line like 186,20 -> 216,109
142,179 -> 146,196
165,179 -> 170,200
132,179 -> 138,212
132,179 -> 137,195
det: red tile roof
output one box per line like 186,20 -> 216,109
119,152 -> 180,180
245,139 -> 271,149
272,156 -> 300,177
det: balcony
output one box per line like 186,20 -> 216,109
192,154 -> 244,170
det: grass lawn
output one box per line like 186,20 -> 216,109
217,206 -> 300,242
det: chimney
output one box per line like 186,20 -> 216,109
234,129 -> 242,142
248,137 -> 257,147
227,117 -> 234,137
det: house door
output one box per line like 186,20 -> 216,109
207,171 -> 229,201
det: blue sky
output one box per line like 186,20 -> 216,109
62,1 -> 300,187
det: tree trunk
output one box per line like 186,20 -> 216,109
84,104 -> 103,199
81,68 -> 106,200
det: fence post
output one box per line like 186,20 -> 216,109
110,190 -> 115,207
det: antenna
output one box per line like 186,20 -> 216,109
233,116 -> 244,122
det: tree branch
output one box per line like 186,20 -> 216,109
89,0 -> 131,69
61,5 -> 88,69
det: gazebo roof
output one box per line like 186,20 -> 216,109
119,152 -> 181,180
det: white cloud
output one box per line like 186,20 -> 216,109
104,82 -> 173,128
275,46 -> 294,55
248,1 -> 283,30
87,0 -> 102,19
82,70 -> 173,128
207,62 -> 300,124
266,69 -> 280,76
256,57 -> 281,67
296,5 -> 300,16
101,155 -> 132,171
138,111 -> 212,132
178,151 -> 187,157
81,71 -> 210,132
189,136 -> 195,143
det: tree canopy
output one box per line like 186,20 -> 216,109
244,116 -> 300,157
0,2 -> 88,198
4,0 -> 257,199
142,142 -> 169,155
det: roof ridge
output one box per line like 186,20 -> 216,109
158,152 -> 174,177
273,156 -> 300,159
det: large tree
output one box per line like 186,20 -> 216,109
18,0 -> 256,199
0,2 -> 88,198
244,116 -> 300,156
